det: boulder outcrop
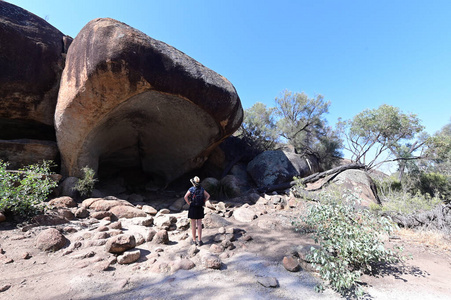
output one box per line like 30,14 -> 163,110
247,150 -> 320,188
0,1 -> 71,167
55,18 -> 243,186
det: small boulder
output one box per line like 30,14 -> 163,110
48,196 -> 77,208
35,228 -> 68,252
201,253 -> 222,269
145,229 -> 157,242
0,212 -> 6,223
282,255 -> 301,272
152,230 -> 169,244
74,207 -> 89,219
176,218 -> 190,230
91,211 -> 113,220
174,258 -> 195,271
233,205 -> 257,223
142,205 -> 158,215
109,205 -> 147,219
256,276 -> 279,288
117,249 -> 141,264
105,234 -> 136,254
89,199 -> 134,211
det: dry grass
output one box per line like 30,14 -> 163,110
395,227 -> 451,251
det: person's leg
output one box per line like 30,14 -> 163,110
196,219 -> 203,244
190,219 -> 197,243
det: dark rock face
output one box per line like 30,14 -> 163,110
247,150 -> 320,188
55,18 -> 243,186
0,1 -> 72,167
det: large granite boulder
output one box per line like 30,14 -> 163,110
247,150 -> 320,188
55,18 -> 243,186
0,2 -> 72,168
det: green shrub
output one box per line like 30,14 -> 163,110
294,193 -> 403,297
0,160 -> 58,218
73,166 -> 98,197
417,172 -> 451,202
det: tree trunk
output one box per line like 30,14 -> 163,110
258,163 -> 366,193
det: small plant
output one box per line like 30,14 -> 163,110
0,160 -> 58,218
294,192 -> 404,297
73,166 -> 98,197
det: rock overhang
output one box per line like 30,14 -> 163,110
55,18 -> 243,186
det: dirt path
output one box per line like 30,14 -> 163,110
1,200 -> 451,300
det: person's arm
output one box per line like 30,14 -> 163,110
184,191 -> 191,205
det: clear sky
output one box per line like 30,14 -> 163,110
6,0 -> 451,137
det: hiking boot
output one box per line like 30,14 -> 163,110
198,240 -> 203,246
191,240 -> 197,246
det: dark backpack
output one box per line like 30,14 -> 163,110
190,186 -> 205,207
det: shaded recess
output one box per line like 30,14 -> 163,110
85,90 -> 219,187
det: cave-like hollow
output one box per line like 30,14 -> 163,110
79,90 -> 221,192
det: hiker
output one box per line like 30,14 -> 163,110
184,176 -> 210,246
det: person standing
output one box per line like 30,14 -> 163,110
184,176 -> 210,246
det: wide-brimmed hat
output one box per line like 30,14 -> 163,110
190,176 -> 200,186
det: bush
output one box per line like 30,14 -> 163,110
417,172 -> 451,202
73,166 -> 98,197
294,193 -> 403,297
0,160 -> 58,219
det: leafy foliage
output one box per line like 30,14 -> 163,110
338,104 -> 424,170
73,166 -> 98,197
294,193 -> 403,296
0,160 -> 58,218
238,102 -> 278,153
239,90 -> 343,169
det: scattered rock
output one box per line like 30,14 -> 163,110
32,214 -> 69,226
210,244 -> 225,254
142,205 -> 158,215
48,196 -> 77,208
282,255 -> 301,272
176,218 -> 190,230
233,205 -> 258,223
0,212 -> 5,223
105,234 -> 136,254
109,205 -> 147,219
145,229 -> 157,242
157,208 -> 171,216
109,221 -> 122,230
75,207 -> 90,219
117,249 -> 141,264
22,252 -> 32,259
188,245 -> 199,257
154,215 -> 177,229
0,284 -> 11,292
134,233 -> 145,246
87,199 -> 134,211
256,276 -> 279,288
201,253 -> 222,269
35,228 -> 68,252
152,230 -> 169,245
203,213 -> 232,229
0,254 -> 13,264
91,211 -> 113,220
133,217 -> 154,227
174,258 -> 195,271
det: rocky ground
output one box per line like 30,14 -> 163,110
1,192 -> 451,300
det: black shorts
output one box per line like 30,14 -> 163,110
188,205 -> 204,219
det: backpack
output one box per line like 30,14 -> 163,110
190,186 -> 205,207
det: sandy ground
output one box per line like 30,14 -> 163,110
1,200 -> 451,300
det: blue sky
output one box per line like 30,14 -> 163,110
7,0 -> 451,137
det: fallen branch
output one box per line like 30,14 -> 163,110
258,163 -> 366,193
